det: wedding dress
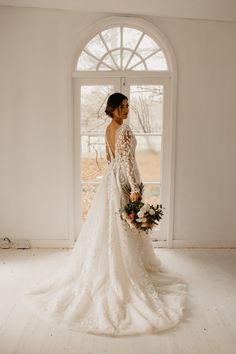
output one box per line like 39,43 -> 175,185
23,123 -> 188,336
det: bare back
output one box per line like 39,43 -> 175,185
105,124 -> 119,158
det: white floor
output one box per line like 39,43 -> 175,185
0,248 -> 236,354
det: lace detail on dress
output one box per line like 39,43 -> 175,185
116,124 -> 140,194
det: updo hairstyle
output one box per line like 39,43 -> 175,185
105,92 -> 128,118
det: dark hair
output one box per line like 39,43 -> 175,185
105,92 -> 128,117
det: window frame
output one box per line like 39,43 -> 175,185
70,17 -> 177,248
76,26 -> 168,72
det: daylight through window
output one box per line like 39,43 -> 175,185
77,26 -> 168,71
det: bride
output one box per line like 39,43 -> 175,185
23,93 -> 188,336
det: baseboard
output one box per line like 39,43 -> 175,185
152,240 -> 167,248
2,238 -> 235,250
27,239 -> 73,248
172,239 -> 236,248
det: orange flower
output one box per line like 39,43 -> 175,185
141,222 -> 153,228
128,213 -> 136,220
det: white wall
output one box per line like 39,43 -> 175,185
148,17 -> 236,246
0,7 -> 104,246
0,6 -> 235,247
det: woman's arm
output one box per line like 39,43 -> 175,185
119,127 -> 141,201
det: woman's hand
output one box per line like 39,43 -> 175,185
130,191 -> 141,202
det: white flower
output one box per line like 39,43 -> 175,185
136,217 -> 147,223
141,204 -> 150,213
136,218 -> 143,223
137,210 -> 144,218
149,208 -> 155,215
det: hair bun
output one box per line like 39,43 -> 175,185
105,92 -> 128,117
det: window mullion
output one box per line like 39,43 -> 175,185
126,52 -> 146,71
128,49 -> 161,71
110,49 -> 121,70
121,26 -> 123,70
83,49 -> 100,63
124,32 -> 145,70
77,27 -> 168,72
99,33 -> 120,70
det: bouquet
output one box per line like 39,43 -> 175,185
119,182 -> 164,234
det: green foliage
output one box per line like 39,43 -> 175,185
124,200 -> 144,214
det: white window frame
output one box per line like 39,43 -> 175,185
123,76 -> 170,246
69,17 -> 177,248
76,26 -> 167,72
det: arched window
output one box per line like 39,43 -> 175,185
72,18 -> 176,248
77,26 -> 168,71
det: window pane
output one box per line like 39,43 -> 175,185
135,135 -> 161,182
102,53 -> 118,70
77,26 -> 168,72
81,85 -> 113,133
136,34 -> 160,58
144,184 -> 162,233
82,183 -> 99,220
98,63 -> 111,71
101,27 -> 121,50
126,54 -> 142,70
145,51 -> 168,70
81,136 -> 107,182
123,27 -> 143,50
131,62 -> 146,71
80,85 -> 114,221
77,51 -> 98,71
142,183 -> 161,206
85,34 -> 107,59
129,85 -> 163,134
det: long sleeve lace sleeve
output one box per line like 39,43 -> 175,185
119,127 -> 140,194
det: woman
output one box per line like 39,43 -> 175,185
104,93 -> 142,204
23,93 -> 188,336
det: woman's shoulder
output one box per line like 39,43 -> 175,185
117,124 -> 134,143
106,122 -> 130,131
120,123 -> 132,132
117,123 -> 131,137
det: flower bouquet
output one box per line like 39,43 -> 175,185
119,182 -> 164,234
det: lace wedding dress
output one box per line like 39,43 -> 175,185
23,123 -> 188,336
